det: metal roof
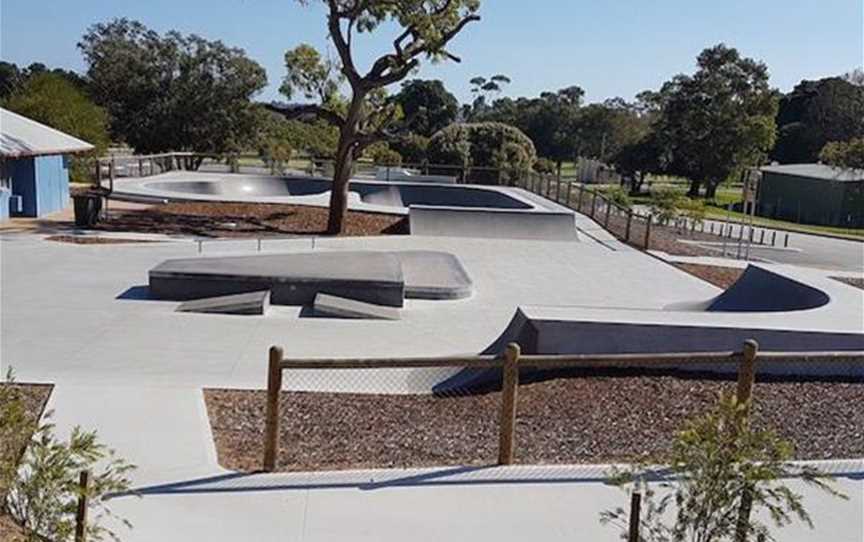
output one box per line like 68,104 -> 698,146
0,107 -> 95,158
760,163 -> 864,182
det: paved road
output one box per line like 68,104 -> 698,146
669,217 -> 864,273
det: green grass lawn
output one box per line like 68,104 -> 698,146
703,206 -> 864,239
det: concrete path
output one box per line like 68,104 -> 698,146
2,226 -> 862,541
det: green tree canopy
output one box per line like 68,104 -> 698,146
427,122 -> 536,183
773,77 -> 864,164
392,79 -> 458,137
820,137 -> 864,170
4,72 -> 110,156
652,44 -> 779,198
78,18 -> 267,156
272,0 -> 481,234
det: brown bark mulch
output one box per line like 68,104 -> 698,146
0,383 -> 53,540
832,277 -> 864,290
674,264 -> 745,289
45,235 -> 161,245
205,371 -> 864,473
93,202 -> 409,238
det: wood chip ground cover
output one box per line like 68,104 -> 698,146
93,202 -> 408,238
205,371 -> 864,472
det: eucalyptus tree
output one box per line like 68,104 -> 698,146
276,0 -> 481,234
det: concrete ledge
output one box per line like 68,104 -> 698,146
149,252 -> 406,307
176,291 -> 270,315
313,293 -> 401,320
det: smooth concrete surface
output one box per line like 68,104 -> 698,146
2,228 -> 863,541
313,293 -> 402,320
176,290 -> 270,315
149,250 -> 474,307
410,205 -> 578,241
150,251 -> 407,307
112,172 -> 582,241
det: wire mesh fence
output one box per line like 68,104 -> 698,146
214,345 -> 864,474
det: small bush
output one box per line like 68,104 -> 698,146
1,371 -> 135,542
533,157 -> 557,174
368,145 -> 403,166
603,186 -> 633,210
390,134 -> 429,165
428,122 -> 537,184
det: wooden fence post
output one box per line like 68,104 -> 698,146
74,470 -> 90,542
733,339 -> 759,542
625,211 -> 633,242
566,181 -> 573,207
497,343 -> 521,466
737,340 -> 759,416
577,184 -> 585,211
644,216 -> 653,249
263,346 -> 284,472
590,192 -> 597,217
604,200 -> 612,227
628,491 -> 642,542
555,178 -> 562,202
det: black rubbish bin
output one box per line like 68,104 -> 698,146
73,194 -> 103,227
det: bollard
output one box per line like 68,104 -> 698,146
771,231 -> 777,246
784,233 -> 790,248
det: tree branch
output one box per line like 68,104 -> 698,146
265,103 -> 344,126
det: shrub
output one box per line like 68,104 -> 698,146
368,145 -> 403,166
390,134 -> 429,165
258,138 -> 293,175
603,186 -> 633,210
533,157 -> 557,174
1,371 -> 135,542
428,122 -> 537,184
601,393 -> 844,542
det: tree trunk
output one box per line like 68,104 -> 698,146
687,179 -> 702,198
704,181 -> 719,200
327,142 -> 354,235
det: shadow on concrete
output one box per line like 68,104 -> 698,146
116,285 -> 153,300
113,464 -> 633,499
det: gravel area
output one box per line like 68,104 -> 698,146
0,383 -> 52,540
205,370 -> 864,473
92,202 -> 409,238
674,264 -> 744,289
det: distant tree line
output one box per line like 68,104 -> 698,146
1,15 -> 860,203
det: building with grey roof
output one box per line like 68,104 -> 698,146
758,163 -> 864,228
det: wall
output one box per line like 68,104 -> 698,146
0,188 -> 9,221
758,172 -> 862,227
8,154 -> 70,217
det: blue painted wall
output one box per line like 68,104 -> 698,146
8,155 -> 70,217
0,189 -> 10,221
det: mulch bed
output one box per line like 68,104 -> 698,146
93,202 -> 409,238
205,370 -> 864,473
45,235 -> 160,245
832,277 -> 864,290
0,383 -> 53,540
674,264 -> 744,289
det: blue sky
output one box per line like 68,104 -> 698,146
1,0 -> 861,104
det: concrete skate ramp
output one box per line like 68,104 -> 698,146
148,250 -> 473,308
410,206 -> 578,241
432,268 -> 864,391
705,266 -> 830,312
143,177 -> 533,210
